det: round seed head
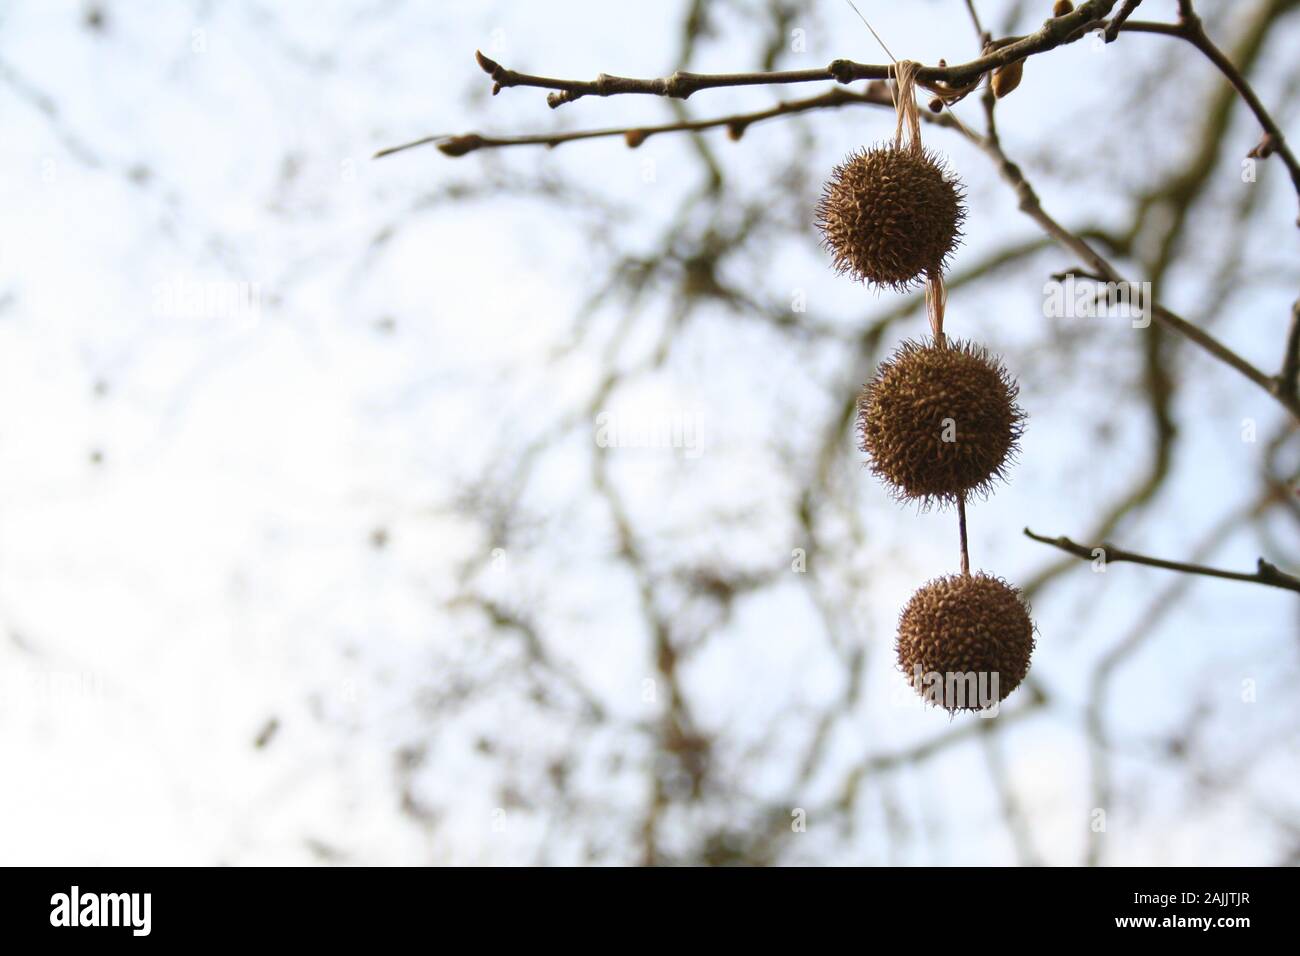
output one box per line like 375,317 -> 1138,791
816,145 -> 965,291
897,573 -> 1035,712
857,338 -> 1024,508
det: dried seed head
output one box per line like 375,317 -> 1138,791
897,573 -> 1035,712
816,145 -> 965,291
857,338 -> 1024,507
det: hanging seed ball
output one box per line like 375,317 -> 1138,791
897,573 -> 1035,712
857,338 -> 1024,507
816,145 -> 965,291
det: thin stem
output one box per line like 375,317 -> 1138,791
1024,528 -> 1300,593
1103,0 -> 1143,42
374,85 -> 923,159
926,268 -> 948,346
958,495 -> 971,576
963,0 -> 990,47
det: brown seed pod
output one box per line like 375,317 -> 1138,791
816,145 -> 965,292
897,573 -> 1035,712
857,338 -> 1024,507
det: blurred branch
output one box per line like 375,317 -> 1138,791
1079,490 -> 1273,864
1053,269 -> 1294,415
979,723 -> 1042,866
1024,527 -> 1300,593
1283,299 -> 1300,402
451,594 -> 609,720
964,0 -> 991,47
835,683 -> 1048,813
1120,0 -> 1300,219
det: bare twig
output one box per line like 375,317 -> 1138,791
964,0 -> 991,47
470,2 -> 1118,107
399,8 -> 1300,427
1103,0 -> 1143,42
1283,298 -> 1300,402
374,84 -> 941,160
1079,489 -> 1276,864
401,4 -> 1297,419
957,494 -> 971,576
1023,527 -> 1300,593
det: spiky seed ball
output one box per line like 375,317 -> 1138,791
816,145 -> 965,291
897,573 -> 1035,712
857,338 -> 1024,507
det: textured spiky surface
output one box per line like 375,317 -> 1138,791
816,145 -> 965,291
857,338 -> 1024,507
897,573 -> 1035,712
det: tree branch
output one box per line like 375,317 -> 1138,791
1054,270 -> 1292,411
964,0 -> 991,47
1023,527 -> 1300,593
385,0 -> 1300,425
1120,0 -> 1300,218
470,2 -> 1117,107
1104,0 -> 1143,42
1283,298 -> 1300,403
374,84 -> 947,160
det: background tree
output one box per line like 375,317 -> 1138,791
0,0 -> 1296,865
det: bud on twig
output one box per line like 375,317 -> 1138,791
1249,133 -> 1277,159
437,133 -> 486,157
991,59 -> 1024,99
